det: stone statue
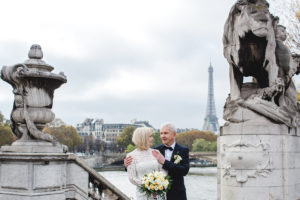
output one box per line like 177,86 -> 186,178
218,1 -> 300,199
223,0 -> 300,128
1,44 -> 67,152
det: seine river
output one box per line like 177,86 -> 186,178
98,167 -> 217,200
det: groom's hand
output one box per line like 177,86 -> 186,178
152,150 -> 165,164
124,156 -> 133,168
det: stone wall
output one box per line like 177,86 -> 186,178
0,153 -> 89,200
218,108 -> 300,200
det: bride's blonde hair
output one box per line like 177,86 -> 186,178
132,127 -> 153,150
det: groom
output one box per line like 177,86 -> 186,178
124,123 -> 190,200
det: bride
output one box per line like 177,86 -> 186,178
127,127 -> 166,200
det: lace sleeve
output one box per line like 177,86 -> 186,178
159,163 -> 168,176
152,149 -> 164,173
158,163 -> 163,172
127,158 -> 142,186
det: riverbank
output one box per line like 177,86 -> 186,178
188,167 -> 217,176
95,165 -> 218,175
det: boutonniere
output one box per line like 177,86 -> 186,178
174,154 -> 182,164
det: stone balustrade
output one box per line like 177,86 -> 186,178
0,152 -> 130,200
74,155 -> 129,200
71,154 -> 130,200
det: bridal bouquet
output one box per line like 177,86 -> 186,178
140,171 -> 171,200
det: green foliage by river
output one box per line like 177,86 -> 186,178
120,128 -> 217,153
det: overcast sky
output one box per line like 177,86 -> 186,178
0,0 -> 295,129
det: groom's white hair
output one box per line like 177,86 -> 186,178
160,122 -> 177,133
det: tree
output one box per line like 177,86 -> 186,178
116,126 -> 136,148
151,131 -> 162,148
95,139 -> 106,152
270,0 -> 300,54
0,124 -> 15,147
0,111 -> 15,147
126,144 -> 137,153
176,130 -> 217,151
208,141 -> 217,152
192,139 -> 217,152
43,125 -> 83,152
75,135 -> 95,153
0,112 -> 4,124
192,138 -> 208,152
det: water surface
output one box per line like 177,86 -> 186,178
98,167 -> 217,200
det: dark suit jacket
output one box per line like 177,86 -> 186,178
155,143 -> 190,200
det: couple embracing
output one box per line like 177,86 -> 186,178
124,123 -> 190,200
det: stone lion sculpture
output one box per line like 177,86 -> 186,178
223,0 -> 300,127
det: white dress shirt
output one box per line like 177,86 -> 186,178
164,142 -> 176,161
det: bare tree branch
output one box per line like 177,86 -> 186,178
270,0 -> 300,54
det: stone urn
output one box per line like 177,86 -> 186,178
1,44 -> 67,152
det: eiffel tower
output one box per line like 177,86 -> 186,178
202,62 -> 219,133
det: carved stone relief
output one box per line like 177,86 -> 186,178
221,140 -> 271,183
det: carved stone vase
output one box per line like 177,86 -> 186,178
1,44 -> 67,153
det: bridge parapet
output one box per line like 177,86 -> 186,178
75,155 -> 129,200
0,152 -> 130,200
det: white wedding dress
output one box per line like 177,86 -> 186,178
127,148 -> 166,200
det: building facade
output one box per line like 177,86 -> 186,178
76,119 -> 153,143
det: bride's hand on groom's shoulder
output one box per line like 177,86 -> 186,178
124,156 -> 133,168
152,150 -> 165,164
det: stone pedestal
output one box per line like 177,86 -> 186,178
0,152 -> 89,200
218,108 -> 300,200
1,140 -> 65,153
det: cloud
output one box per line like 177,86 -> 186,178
0,0 -> 237,129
